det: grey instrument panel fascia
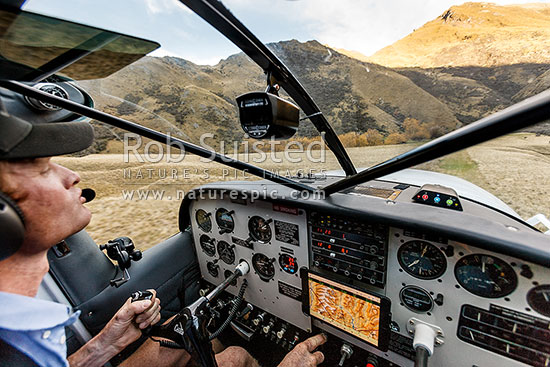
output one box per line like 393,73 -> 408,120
189,198 -> 312,331
182,182 -> 550,367
387,228 -> 550,367
179,181 -> 550,267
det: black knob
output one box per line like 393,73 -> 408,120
520,264 -> 534,279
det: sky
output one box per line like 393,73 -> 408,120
24,0 -> 550,65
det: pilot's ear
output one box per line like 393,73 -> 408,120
0,190 -> 25,260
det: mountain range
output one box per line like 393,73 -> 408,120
81,2 -> 550,154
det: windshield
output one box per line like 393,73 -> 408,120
19,0 -> 550,245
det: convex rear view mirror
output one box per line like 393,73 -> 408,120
236,92 -> 299,140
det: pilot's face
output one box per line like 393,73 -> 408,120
1,158 -> 91,254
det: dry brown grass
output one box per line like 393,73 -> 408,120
55,133 -> 550,251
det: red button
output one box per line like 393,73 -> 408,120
422,194 -> 429,200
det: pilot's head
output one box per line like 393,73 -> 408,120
0,111 -> 94,260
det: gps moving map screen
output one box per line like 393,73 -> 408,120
307,272 -> 387,348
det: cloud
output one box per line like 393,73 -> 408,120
144,0 -> 190,14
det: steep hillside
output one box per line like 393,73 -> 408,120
80,40 -> 460,151
396,63 -> 550,123
513,69 -> 550,101
369,2 -> 550,68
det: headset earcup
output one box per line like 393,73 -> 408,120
0,191 -> 25,261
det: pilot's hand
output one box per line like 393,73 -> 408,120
98,289 -> 161,353
278,333 -> 327,367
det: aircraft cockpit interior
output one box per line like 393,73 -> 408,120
0,1 -> 549,366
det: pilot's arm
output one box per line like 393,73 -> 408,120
67,290 -> 161,367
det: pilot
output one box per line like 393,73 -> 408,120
0,112 -> 326,366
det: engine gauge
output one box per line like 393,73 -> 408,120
217,241 -> 235,264
199,235 -> 216,257
216,208 -> 235,234
527,284 -> 550,317
248,216 -> 272,243
455,254 -> 517,298
195,209 -> 212,232
279,254 -> 298,274
252,253 -> 275,281
397,240 -> 447,279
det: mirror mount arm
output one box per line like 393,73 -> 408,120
265,71 -> 279,95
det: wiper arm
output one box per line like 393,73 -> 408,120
0,80 -> 316,193
322,89 -> 550,196
179,0 -> 357,176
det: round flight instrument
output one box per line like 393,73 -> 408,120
216,208 -> 235,234
455,254 -> 517,298
400,285 -> 434,313
217,241 -> 235,264
195,209 -> 212,232
527,284 -> 550,317
252,253 -> 275,281
207,261 -> 219,277
279,254 -> 298,274
199,235 -> 216,257
397,240 -> 447,279
248,216 -> 272,243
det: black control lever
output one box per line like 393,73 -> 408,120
131,290 -> 153,302
100,237 -> 142,287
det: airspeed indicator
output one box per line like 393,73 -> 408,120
398,240 -> 447,280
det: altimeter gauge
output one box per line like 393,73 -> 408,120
398,240 -> 447,280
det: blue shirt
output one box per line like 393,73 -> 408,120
0,291 -> 80,367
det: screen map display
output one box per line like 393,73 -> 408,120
308,273 -> 381,347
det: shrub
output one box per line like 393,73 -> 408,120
385,132 -> 407,145
403,118 -> 430,140
363,129 -> 384,146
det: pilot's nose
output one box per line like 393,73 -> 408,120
55,163 -> 81,188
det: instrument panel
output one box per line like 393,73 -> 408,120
190,199 -> 311,331
188,192 -> 550,367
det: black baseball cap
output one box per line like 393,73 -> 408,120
0,111 -> 94,159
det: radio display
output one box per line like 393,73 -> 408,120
302,271 -> 391,350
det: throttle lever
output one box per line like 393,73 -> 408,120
131,290 -> 154,335
131,290 -> 153,302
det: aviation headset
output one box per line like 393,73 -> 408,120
0,189 -> 25,261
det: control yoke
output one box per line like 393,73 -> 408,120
148,261 -> 250,367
